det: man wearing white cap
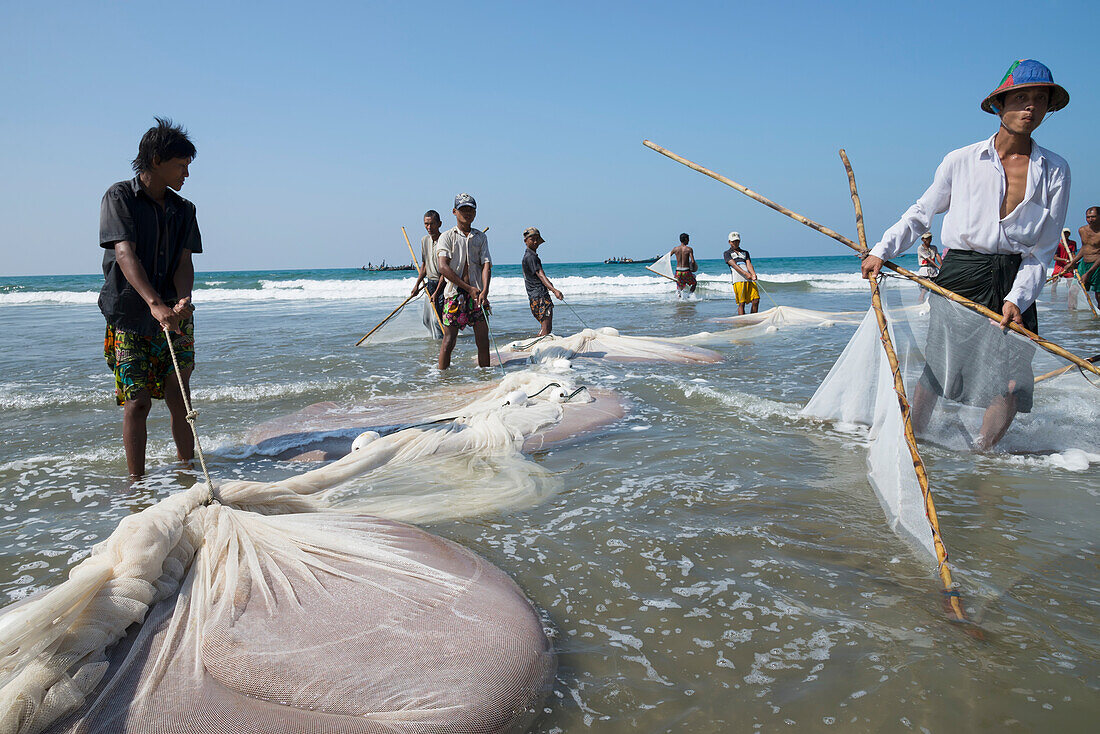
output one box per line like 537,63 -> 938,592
723,232 -> 759,315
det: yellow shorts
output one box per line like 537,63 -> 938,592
733,281 -> 759,304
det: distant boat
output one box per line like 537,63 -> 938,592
604,256 -> 660,264
362,260 -> 416,272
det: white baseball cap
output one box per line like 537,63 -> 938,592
728,231 -> 740,242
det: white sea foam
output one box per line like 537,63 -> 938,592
0,270 -> 875,306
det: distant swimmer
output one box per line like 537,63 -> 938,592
723,232 -> 760,314
410,209 -> 446,339
672,233 -> 697,297
98,118 -> 201,479
916,232 -> 943,303
1067,206 -> 1100,311
521,227 -> 564,336
862,59 -> 1071,449
437,193 -> 493,369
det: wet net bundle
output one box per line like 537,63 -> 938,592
802,282 -> 1100,559
0,371 -> 585,733
673,305 -> 862,344
495,327 -> 723,367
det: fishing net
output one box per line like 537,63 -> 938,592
646,251 -> 674,280
358,292 -> 439,346
802,281 -> 1100,559
673,305 -> 862,344
0,371 -> 585,733
494,327 -> 723,367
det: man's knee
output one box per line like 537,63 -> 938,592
125,393 -> 152,416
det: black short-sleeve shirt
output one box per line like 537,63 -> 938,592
98,177 -> 202,335
521,248 -> 549,299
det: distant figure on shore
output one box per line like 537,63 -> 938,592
1050,227 -> 1076,304
1067,206 -> 1100,311
916,232 -> 942,303
98,118 -> 201,479
862,59 -> 1071,450
672,233 -> 697,297
723,232 -> 759,314
411,209 -> 446,339
437,193 -> 493,369
521,227 -> 564,336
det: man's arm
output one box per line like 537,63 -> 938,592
863,156 -> 953,279
728,257 -> 751,280
477,261 -> 492,307
688,249 -> 698,272
114,241 -> 179,330
1003,164 -> 1071,323
172,248 -> 195,317
744,255 -> 758,281
536,269 -> 563,300
437,255 -> 476,296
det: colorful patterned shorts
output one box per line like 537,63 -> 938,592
529,295 -> 554,321
675,270 -> 697,291
442,294 -> 486,329
104,316 -> 194,406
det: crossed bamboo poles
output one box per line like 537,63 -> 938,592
644,139 -> 1099,627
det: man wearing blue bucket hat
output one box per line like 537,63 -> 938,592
861,59 -> 1071,450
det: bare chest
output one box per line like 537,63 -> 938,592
1080,228 -> 1100,258
999,154 -> 1029,219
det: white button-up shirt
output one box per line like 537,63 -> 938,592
436,226 -> 492,298
870,134 -> 1070,310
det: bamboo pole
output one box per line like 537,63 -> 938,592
403,226 -> 445,332
840,150 -> 966,624
1034,353 -> 1100,384
642,139 -> 1100,378
354,287 -> 422,346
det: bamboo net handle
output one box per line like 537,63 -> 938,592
840,150 -> 966,624
642,140 -> 1100,378
403,226 -> 445,332
355,287 -> 422,346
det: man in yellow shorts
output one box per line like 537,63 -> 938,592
723,232 -> 760,314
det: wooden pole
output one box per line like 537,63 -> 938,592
642,139 -> 1100,378
403,226 -> 445,332
1034,353 -> 1100,384
354,287 -> 422,346
840,149 -> 967,624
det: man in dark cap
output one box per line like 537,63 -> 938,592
436,193 -> 493,369
520,227 -> 564,336
99,118 -> 201,478
861,59 -> 1071,449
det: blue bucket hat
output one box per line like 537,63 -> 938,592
981,59 -> 1069,114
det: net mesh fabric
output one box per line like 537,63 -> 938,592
495,327 -> 723,366
801,282 -> 1100,559
0,371 -> 576,733
674,305 -> 862,344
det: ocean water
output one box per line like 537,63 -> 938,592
1,254 -> 1097,731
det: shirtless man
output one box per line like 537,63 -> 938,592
672,233 -> 697,297
1068,206 -> 1100,310
862,59 -> 1070,450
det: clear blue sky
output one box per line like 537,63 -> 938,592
2,0 -> 1095,275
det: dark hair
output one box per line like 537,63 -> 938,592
679,233 -> 689,244
132,117 -> 196,174
424,210 -> 442,223
1087,206 -> 1100,216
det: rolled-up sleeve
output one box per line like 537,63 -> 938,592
1007,162 -> 1071,310
870,157 -> 953,260
99,189 -> 135,248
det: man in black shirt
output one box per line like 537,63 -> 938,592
99,118 -> 201,478
521,227 -> 563,336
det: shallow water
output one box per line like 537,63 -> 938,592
1,257 -> 1097,731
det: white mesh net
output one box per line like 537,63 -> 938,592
645,251 -> 674,280
0,371 -> 588,733
801,282 -> 1100,559
495,327 -> 723,367
673,305 -> 862,344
